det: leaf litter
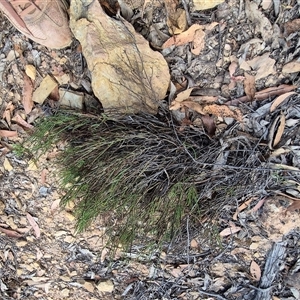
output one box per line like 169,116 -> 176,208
1,0 -> 300,299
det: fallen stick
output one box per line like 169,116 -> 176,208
225,84 -> 297,106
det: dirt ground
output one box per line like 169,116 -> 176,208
1,0 -> 300,299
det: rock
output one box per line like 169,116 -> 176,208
69,0 -> 170,114
59,89 -> 84,109
32,75 -> 58,104
96,279 -> 114,293
25,65 -> 36,80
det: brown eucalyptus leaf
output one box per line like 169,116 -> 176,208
0,130 -> 18,138
244,73 -> 256,101
22,72 -> 34,114
163,24 -> 203,48
174,88 -> 194,102
233,198 -> 253,220
26,213 -> 41,238
286,199 -> 300,213
282,61 -> 300,74
0,227 -> 22,238
250,260 -> 261,281
219,226 -> 241,237
270,92 -> 296,112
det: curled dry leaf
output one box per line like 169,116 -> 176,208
268,114 -> 286,149
250,260 -> 261,281
270,92 -> 296,112
273,114 -> 286,148
26,213 -> 41,238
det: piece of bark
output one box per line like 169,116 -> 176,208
254,241 -> 287,300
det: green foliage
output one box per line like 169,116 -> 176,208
12,143 -> 29,158
28,111 -> 271,251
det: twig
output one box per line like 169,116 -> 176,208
181,0 -> 191,26
198,289 -> 228,300
186,216 -> 190,266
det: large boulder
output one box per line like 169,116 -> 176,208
69,0 -> 170,114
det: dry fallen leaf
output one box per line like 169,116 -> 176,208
286,199 -> 300,214
282,61 -> 300,74
283,19 -> 300,36
245,0 -> 273,43
164,0 -> 187,34
190,238 -> 198,248
202,104 -> 243,122
250,198 -> 266,213
250,260 -> 261,281
22,72 -> 34,114
12,114 -> 34,129
3,157 -> 13,171
50,199 -> 61,214
41,169 -> 48,185
163,24 -> 203,48
26,213 -> 41,238
219,226 -> 241,237
273,114 -> 286,148
233,198 -> 253,220
193,0 -> 224,10
244,73 -> 256,101
200,114 -> 216,136
244,53 -> 276,80
270,92 -> 296,112
0,130 -> 18,138
191,29 -> 206,55
174,88 -> 194,102
163,23 -> 217,51
0,227 -> 22,238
